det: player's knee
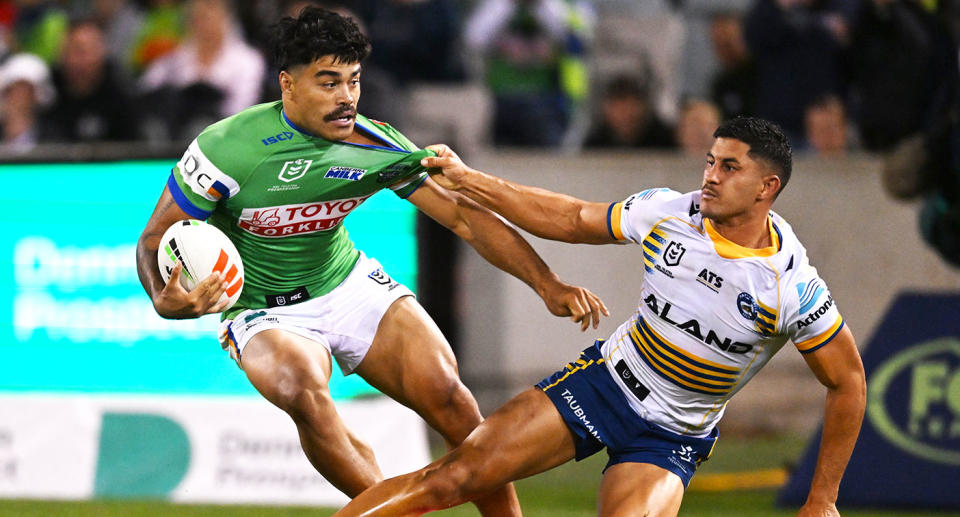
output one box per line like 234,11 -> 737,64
420,459 -> 478,509
421,376 -> 481,425
267,368 -> 334,424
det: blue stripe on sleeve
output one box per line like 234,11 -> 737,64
606,202 -> 617,240
799,321 -> 845,354
167,173 -> 212,219
397,174 -> 429,199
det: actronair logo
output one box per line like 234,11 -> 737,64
237,195 -> 372,237
796,295 -> 834,330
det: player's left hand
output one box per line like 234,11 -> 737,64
539,279 -> 610,331
796,501 -> 841,517
421,144 -> 473,191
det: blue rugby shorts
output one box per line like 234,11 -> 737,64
536,341 -> 718,487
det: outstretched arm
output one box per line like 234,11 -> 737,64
421,145 -> 619,245
136,186 -> 229,319
797,325 -> 866,517
407,176 -> 609,331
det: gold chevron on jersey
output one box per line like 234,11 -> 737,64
629,317 -> 742,395
641,227 -> 668,273
753,299 -> 778,336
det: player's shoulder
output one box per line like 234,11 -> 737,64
354,114 -> 419,152
622,187 -> 688,209
192,101 -> 285,175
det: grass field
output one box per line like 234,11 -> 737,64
0,434 -> 953,516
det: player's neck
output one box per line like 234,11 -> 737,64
707,212 -> 772,249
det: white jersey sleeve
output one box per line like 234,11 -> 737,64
782,258 -> 845,354
607,188 -> 687,244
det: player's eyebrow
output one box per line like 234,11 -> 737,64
706,152 -> 741,165
314,67 -> 362,79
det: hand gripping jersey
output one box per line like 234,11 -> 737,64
601,189 -> 845,436
167,101 -> 433,319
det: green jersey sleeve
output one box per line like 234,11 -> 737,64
168,137 -> 243,219
385,148 -> 436,199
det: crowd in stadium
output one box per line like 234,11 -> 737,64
0,0 -> 953,152
0,0 -> 957,263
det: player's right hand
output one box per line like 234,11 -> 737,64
153,262 -> 229,319
421,144 -> 474,191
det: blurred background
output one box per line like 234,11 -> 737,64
0,0 -> 958,515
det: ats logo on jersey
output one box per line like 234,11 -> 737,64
324,166 -> 366,181
696,268 -> 723,292
278,159 -> 313,182
663,241 -> 686,266
237,194 -> 372,237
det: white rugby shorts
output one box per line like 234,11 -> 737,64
220,252 -> 414,374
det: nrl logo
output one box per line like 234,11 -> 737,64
278,159 -> 313,183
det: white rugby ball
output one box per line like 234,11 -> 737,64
157,219 -> 244,311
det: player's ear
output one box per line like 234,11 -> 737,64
279,70 -> 294,95
759,174 -> 781,201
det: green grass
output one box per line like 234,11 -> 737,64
0,434 -> 954,516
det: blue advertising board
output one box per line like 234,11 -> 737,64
779,293 -> 960,509
0,161 -> 418,399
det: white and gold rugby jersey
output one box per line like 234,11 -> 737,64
600,188 -> 844,436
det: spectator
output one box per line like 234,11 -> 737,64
804,94 -> 849,157
130,0 -> 183,73
13,0 -> 67,63
140,0 -> 265,141
708,10 -> 757,120
675,98 -> 722,156
743,0 -> 857,145
39,18 -> 141,143
848,0 -> 957,151
90,0 -> 145,83
583,74 -> 675,149
465,0 -> 593,147
0,52 -> 53,152
354,0 -> 465,85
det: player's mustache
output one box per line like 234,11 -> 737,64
324,106 -> 356,121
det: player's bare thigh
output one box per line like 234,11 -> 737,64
353,295 -> 460,405
241,328 -> 334,405
598,462 -> 684,517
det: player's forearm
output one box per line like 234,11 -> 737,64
453,195 -> 560,297
136,232 -> 166,301
457,168 -> 594,243
806,375 -> 866,505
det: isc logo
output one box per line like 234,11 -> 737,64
261,131 -> 295,146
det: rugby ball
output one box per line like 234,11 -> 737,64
157,219 -> 244,310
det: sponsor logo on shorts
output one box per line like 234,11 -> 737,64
560,389 -> 602,443
668,445 -> 696,474
243,310 -> 268,323
368,267 -> 394,286
237,195 -> 372,237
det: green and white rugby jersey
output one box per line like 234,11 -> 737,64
167,100 -> 433,319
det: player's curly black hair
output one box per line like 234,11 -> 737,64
271,7 -> 371,71
714,117 -> 793,194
